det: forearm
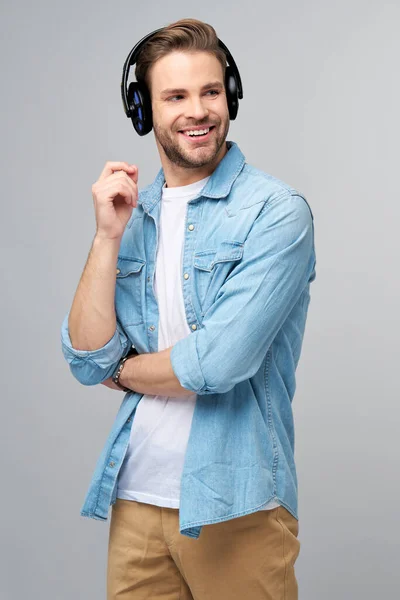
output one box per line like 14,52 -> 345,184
118,346 -> 193,397
68,235 -> 120,350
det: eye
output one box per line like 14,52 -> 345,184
167,90 -> 220,102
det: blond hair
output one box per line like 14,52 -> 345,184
135,18 -> 227,95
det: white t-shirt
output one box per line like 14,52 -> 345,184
116,175 -> 280,512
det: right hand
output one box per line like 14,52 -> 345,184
92,161 -> 139,241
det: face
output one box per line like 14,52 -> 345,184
149,51 -> 230,170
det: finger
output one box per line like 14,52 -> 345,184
99,161 -> 137,181
108,171 -> 138,203
105,179 -> 136,205
126,165 -> 138,185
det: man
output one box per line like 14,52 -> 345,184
61,17 -> 316,600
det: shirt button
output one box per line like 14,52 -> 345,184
116,268 -> 120,274
147,276 -> 150,282
184,273 -> 189,280
109,461 -> 115,467
191,324 -> 197,330
149,325 -> 155,331
188,224 -> 194,231
127,418 -> 131,423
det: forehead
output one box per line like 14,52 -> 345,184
149,51 -> 224,95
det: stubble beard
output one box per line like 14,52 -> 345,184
153,118 -> 230,169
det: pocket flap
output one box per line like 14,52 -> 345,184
194,241 -> 244,272
116,256 -> 146,277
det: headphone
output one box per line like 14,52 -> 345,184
120,27 -> 243,136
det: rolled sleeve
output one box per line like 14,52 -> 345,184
170,328 -> 209,394
61,312 -> 129,385
170,192 -> 316,395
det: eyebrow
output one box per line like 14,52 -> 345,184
160,81 -> 224,98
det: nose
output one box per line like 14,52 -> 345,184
184,96 -> 209,121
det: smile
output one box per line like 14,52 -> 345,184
179,126 -> 216,142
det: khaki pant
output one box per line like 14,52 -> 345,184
107,498 -> 300,600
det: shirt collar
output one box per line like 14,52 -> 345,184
138,140 -> 245,213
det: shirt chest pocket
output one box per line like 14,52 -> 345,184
115,256 -> 146,327
193,241 -> 244,316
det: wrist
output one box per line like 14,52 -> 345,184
118,354 -> 137,388
93,234 -> 122,250
113,349 -> 138,391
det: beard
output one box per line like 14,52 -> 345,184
153,117 -> 230,169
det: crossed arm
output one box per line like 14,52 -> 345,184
63,193 -> 315,396
101,346 -> 193,397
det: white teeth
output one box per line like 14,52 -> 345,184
183,128 -> 210,136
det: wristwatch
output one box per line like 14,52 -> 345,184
112,347 -> 139,392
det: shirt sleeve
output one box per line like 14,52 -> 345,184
60,311 -> 130,385
170,192 -> 316,395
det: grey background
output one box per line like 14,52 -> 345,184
1,0 -> 398,598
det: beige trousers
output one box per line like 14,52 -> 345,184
107,498 -> 300,600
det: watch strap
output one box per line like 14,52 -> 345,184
112,348 -> 138,391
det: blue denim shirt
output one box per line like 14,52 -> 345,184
61,140 -> 316,539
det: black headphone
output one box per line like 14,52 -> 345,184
120,27 -> 243,136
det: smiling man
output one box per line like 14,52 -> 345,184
61,17 -> 317,600
151,51 -> 229,181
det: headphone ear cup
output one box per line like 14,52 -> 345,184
225,65 -> 239,120
127,81 -> 153,135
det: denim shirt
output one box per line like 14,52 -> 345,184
60,140 -> 316,539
